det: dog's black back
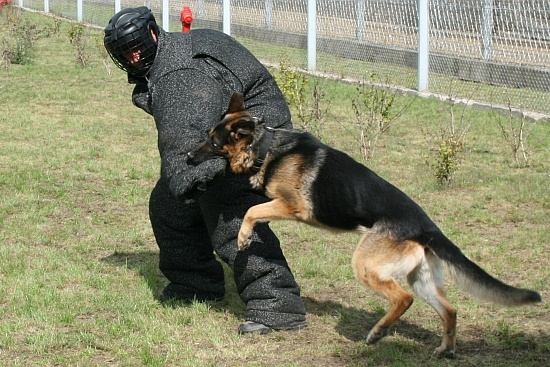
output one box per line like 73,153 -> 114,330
262,130 -> 439,240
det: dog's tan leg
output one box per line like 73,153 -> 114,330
363,276 -> 414,344
431,292 -> 456,358
238,198 -> 298,250
352,235 -> 422,345
407,250 -> 457,358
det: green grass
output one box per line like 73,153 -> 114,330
1,8 -> 548,367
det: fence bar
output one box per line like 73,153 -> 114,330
265,0 -> 273,29
223,0 -> 231,35
482,0 -> 494,60
307,0 -> 316,70
43,0 -> 49,13
417,0 -> 429,91
77,0 -> 82,22
356,0 -> 365,41
196,0 -> 206,18
162,0 -> 169,30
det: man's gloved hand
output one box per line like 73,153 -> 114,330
132,84 -> 152,114
169,158 -> 227,202
128,72 -> 152,114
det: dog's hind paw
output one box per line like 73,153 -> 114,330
433,347 -> 455,359
365,327 -> 388,344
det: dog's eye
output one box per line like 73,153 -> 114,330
210,138 -> 219,148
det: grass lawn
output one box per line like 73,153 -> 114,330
0,8 -> 548,367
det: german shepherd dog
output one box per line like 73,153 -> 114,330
188,93 -> 541,357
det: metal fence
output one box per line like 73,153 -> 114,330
16,0 -> 550,116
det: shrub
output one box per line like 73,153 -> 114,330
422,97 -> 471,187
351,73 -> 401,162
496,102 -> 533,167
68,23 -> 91,67
1,6 -> 41,67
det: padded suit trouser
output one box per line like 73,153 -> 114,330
148,173 -> 306,329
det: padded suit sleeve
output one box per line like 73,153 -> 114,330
150,68 -> 227,201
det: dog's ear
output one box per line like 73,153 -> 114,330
231,119 -> 256,139
227,93 -> 246,113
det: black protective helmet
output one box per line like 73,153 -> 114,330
104,6 -> 159,77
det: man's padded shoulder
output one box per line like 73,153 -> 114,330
188,29 -> 251,58
151,29 -> 267,88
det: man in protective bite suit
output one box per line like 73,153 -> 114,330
103,6 -> 307,334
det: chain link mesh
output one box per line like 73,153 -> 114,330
17,0 -> 550,115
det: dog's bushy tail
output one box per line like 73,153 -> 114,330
419,231 -> 542,306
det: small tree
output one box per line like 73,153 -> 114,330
95,32 -> 112,75
296,77 -> 329,139
422,97 -> 471,187
68,24 -> 91,68
496,102 -> 533,167
273,57 -> 308,122
272,56 -> 328,138
1,6 -> 41,67
425,132 -> 463,186
351,73 -> 401,162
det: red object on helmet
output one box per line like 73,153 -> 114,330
181,6 -> 193,32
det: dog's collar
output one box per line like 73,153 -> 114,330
251,126 -> 275,173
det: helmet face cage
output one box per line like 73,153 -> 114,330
104,7 -> 158,78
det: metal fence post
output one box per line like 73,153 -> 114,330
162,0 -> 169,30
482,0 -> 494,60
77,0 -> 82,22
197,0 -> 206,18
44,0 -> 49,13
115,0 -> 120,14
223,0 -> 231,35
265,0 -> 273,29
356,0 -> 365,42
417,0 -> 429,91
307,0 -> 316,71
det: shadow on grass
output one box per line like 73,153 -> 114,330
304,296 -> 549,366
101,250 -> 166,300
303,296 -> 438,344
100,251 -> 548,365
101,250 -> 438,344
100,250 -> 245,316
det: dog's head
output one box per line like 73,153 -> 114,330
188,93 -> 262,173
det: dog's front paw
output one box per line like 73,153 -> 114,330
237,229 -> 253,251
238,237 -> 253,251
